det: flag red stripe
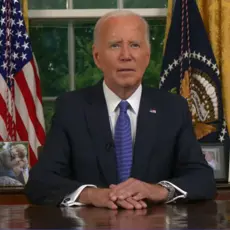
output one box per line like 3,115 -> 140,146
15,107 -> 28,141
15,109 -> 37,165
0,93 -> 15,132
0,133 -> 3,141
15,70 -> 46,145
29,145 -> 37,166
31,58 -> 43,104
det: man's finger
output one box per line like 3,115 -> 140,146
138,200 -> 147,208
117,191 -> 134,200
110,189 -> 134,201
107,200 -> 118,209
126,197 -> 143,209
109,178 -> 136,199
111,178 -> 134,193
132,192 -> 145,201
116,199 -> 134,210
109,184 -> 116,189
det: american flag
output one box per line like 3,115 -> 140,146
0,0 -> 45,166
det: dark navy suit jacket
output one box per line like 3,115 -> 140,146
25,83 -> 216,205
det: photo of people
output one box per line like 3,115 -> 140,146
201,148 -> 220,171
0,142 -> 29,187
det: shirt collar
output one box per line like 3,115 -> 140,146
103,80 -> 142,115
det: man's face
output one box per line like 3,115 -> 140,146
93,15 -> 150,92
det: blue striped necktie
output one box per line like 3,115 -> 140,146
114,100 -> 132,183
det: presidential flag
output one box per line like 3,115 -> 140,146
197,0 -> 230,141
0,0 -> 46,166
160,0 -> 228,143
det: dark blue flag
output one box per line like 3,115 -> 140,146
160,0 -> 228,143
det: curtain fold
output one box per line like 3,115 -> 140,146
163,0 -> 173,53
197,0 -> 230,135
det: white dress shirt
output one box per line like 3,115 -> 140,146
61,81 -> 187,206
103,80 -> 141,142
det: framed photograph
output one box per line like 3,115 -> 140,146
201,143 -> 227,182
0,141 -> 29,190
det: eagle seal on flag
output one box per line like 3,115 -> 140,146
160,0 -> 228,143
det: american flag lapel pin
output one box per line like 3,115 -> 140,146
149,108 -> 157,114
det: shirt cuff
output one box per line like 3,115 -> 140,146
159,180 -> 187,204
61,184 -> 97,207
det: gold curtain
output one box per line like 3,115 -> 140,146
197,0 -> 230,134
22,0 -> 29,33
163,0 -> 173,53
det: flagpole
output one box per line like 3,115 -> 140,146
22,0 -> 29,33
163,0 -> 173,54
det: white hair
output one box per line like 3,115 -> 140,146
93,10 -> 150,46
10,144 -> 27,156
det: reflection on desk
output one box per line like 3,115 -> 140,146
0,201 -> 230,229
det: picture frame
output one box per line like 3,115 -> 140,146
0,141 -> 29,191
201,143 -> 228,182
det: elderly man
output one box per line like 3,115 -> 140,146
25,10 -> 216,209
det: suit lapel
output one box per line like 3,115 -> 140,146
131,88 -> 159,180
84,83 -> 117,186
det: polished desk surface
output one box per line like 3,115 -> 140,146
1,201 -> 230,229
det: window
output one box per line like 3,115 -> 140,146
43,101 -> 55,132
124,0 -> 167,8
73,0 -> 117,9
29,22 -> 69,97
28,0 -> 117,9
28,0 -> 167,131
28,0 -> 67,9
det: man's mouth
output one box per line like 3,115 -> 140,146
117,68 -> 135,72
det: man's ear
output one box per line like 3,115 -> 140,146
92,44 -> 102,69
145,46 -> 151,67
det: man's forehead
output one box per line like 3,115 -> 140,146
102,15 -> 144,30
102,19 -> 144,38
109,28 -> 142,38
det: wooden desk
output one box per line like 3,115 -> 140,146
1,186 -> 230,205
0,200 -> 230,229
0,189 -> 29,205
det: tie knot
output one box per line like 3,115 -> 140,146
119,100 -> 129,113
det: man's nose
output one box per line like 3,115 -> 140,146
119,45 -> 132,61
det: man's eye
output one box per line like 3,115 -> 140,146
130,43 -> 140,48
110,44 -> 120,48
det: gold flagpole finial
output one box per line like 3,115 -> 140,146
22,0 -> 29,33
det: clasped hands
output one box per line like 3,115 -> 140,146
79,178 -> 168,209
